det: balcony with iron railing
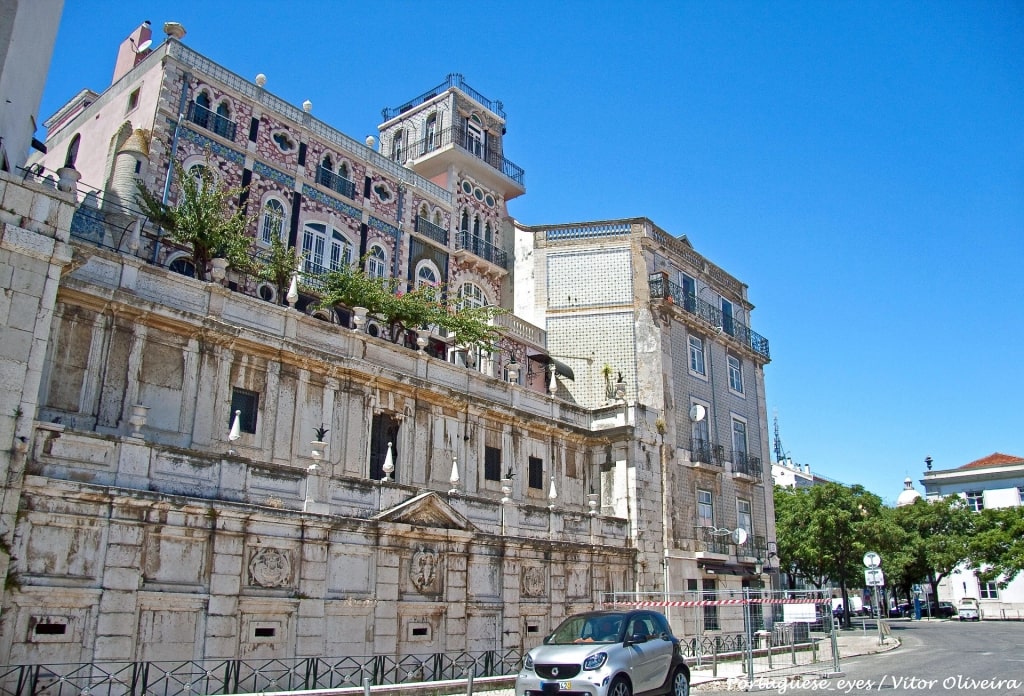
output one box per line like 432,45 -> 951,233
648,273 -> 770,360
698,528 -> 731,556
382,72 -> 506,121
415,216 -> 448,247
316,167 -> 356,199
732,452 -> 764,481
689,438 -> 723,467
738,534 -> 768,560
186,101 -> 237,141
455,230 -> 507,270
406,124 -> 524,187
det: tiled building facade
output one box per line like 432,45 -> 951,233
0,20 -> 774,669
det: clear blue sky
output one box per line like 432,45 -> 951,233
38,1 -> 1024,504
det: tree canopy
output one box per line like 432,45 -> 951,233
137,159 -> 253,281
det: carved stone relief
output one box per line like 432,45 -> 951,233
248,547 -> 293,588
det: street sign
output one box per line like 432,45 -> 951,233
863,551 -> 881,569
864,568 -> 885,586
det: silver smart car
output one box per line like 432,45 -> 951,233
516,609 -> 690,696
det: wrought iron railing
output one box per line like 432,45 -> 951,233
648,274 -> 770,360
406,125 -> 524,187
316,167 -> 357,199
699,528 -> 731,555
186,101 -> 237,141
737,534 -> 767,559
415,216 -> 448,246
382,73 -> 506,120
732,452 -> 763,481
455,230 -> 507,269
689,438 -> 721,466
0,650 -> 522,696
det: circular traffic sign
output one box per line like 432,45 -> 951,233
863,551 -> 881,568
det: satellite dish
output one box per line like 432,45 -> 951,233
731,528 -> 748,546
135,39 -> 153,53
689,404 -> 706,422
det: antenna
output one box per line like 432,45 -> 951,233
772,411 -> 788,463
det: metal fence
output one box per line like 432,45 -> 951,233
604,588 -> 840,685
0,650 -> 522,696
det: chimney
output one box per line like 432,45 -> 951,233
112,21 -> 153,84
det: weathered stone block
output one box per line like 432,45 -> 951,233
210,573 -> 241,596
96,612 -> 136,636
207,595 -> 239,617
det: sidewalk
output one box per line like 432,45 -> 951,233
689,629 -> 901,691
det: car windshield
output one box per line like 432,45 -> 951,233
548,613 -> 626,644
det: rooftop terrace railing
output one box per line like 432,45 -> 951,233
382,72 -> 506,121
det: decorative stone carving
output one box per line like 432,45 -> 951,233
522,566 -> 545,597
410,547 -> 439,593
249,547 -> 292,588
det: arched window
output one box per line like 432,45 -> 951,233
318,154 -> 334,187
473,216 -> 481,237
419,204 -> 429,220
64,134 -> 81,168
416,263 -> 438,288
216,101 -> 231,120
457,282 -> 486,310
433,211 -> 443,227
484,221 -> 493,245
260,198 -> 286,245
185,162 -> 211,193
366,245 -> 387,278
460,210 -> 469,235
302,222 -> 353,275
195,91 -> 211,110
338,161 -> 350,180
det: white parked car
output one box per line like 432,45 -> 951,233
957,597 -> 980,621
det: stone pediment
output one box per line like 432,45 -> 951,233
374,492 -> 477,532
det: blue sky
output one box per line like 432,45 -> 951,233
38,1 -> 1024,504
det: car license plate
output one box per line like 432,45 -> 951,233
559,681 -> 572,689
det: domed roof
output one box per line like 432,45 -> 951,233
896,477 -> 922,507
119,129 -> 150,157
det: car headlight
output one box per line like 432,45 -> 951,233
582,652 -> 608,671
524,654 -> 534,670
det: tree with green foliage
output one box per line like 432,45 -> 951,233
967,505 -> 1024,588
254,235 -> 303,305
317,261 -> 506,351
894,496 -> 973,602
137,158 -> 253,281
773,482 -> 888,628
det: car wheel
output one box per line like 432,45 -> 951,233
669,667 -> 690,696
609,676 -> 633,696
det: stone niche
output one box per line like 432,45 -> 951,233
142,528 -> 209,587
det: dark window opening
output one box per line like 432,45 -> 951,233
527,624 -> 539,634
230,388 -> 259,434
34,623 -> 67,635
370,413 -> 400,480
411,626 -> 428,636
253,627 -> 275,638
484,446 -> 501,482
168,257 -> 196,278
528,456 -> 543,490
127,88 -> 140,112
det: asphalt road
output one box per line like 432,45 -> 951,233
697,619 -> 1024,695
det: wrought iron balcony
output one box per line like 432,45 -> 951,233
415,216 -> 448,246
648,273 -> 770,360
689,438 -> 722,467
738,534 -> 767,559
316,167 -> 356,199
406,124 -> 524,187
186,101 -> 237,141
699,528 -> 731,555
455,231 -> 507,269
732,452 -> 763,481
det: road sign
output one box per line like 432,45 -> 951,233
864,568 -> 885,586
863,551 -> 881,569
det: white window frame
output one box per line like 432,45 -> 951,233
979,580 -> 998,599
727,354 -> 744,394
415,262 -> 440,288
467,118 -> 484,157
965,490 -> 984,512
737,499 -> 753,536
366,244 -> 387,278
259,197 -> 287,246
457,282 -> 487,310
301,222 -> 353,275
697,489 -> 714,528
688,335 -> 706,376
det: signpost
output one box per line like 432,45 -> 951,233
863,551 -> 885,645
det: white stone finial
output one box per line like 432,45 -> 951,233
382,442 -> 394,482
255,73 -> 267,87
302,99 -> 313,113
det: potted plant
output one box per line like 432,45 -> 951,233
254,235 -> 304,305
137,157 -> 254,281
311,424 -> 329,461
